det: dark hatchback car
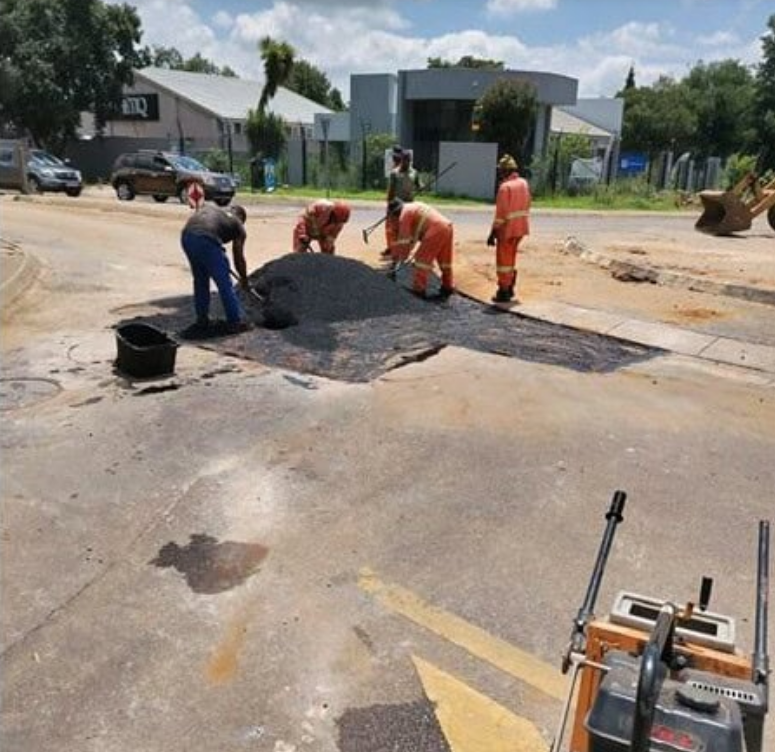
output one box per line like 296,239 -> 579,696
110,151 -> 235,205
0,145 -> 82,196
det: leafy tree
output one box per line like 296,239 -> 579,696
258,36 -> 295,113
363,132 -> 396,189
286,59 -> 345,111
753,14 -> 775,170
428,56 -> 504,70
245,109 -> 286,160
149,46 -> 238,77
0,0 -> 147,150
624,65 -> 636,91
620,77 -> 697,158
681,60 -> 756,158
475,79 -> 538,165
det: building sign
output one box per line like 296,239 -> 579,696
619,152 -> 647,175
118,93 -> 160,121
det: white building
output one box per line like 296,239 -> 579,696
104,67 -> 332,154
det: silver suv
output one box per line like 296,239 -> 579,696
0,142 -> 83,196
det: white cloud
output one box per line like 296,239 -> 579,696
486,0 -> 557,16
108,0 -> 764,102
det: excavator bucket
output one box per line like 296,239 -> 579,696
695,190 -> 753,236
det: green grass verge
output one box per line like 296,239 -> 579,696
237,186 -> 688,212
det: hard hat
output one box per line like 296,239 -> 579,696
331,200 -> 351,223
392,145 -> 404,157
387,198 -> 404,216
498,154 -> 518,171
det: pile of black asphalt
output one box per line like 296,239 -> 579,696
139,253 -> 657,382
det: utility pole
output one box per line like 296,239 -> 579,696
321,116 -> 331,198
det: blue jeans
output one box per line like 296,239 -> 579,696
181,231 -> 243,323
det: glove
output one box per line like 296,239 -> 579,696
486,231 -> 497,247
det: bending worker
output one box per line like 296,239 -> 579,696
388,198 -> 454,300
487,154 -> 531,303
383,147 -> 420,259
293,199 -> 351,254
180,203 -> 249,334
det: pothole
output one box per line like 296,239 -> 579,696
132,255 -> 658,382
0,377 -> 62,411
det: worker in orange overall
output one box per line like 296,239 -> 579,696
487,154 -> 531,303
388,198 -> 454,300
293,199 -> 351,254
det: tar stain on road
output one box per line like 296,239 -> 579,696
151,533 -> 268,594
337,700 -> 451,752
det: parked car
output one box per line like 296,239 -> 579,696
0,142 -> 83,196
110,151 -> 236,205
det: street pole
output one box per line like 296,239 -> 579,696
321,116 -> 331,199
227,121 -> 234,175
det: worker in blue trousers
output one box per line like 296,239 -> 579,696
180,204 -> 250,335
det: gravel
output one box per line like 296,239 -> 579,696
135,253 -> 658,382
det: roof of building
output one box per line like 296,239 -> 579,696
550,107 -> 612,138
135,67 -> 332,123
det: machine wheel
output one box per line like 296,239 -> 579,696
116,181 -> 135,201
27,176 -> 43,194
152,194 -> 169,203
65,187 -> 82,197
768,205 -> 775,232
178,185 -> 189,205
214,197 -> 231,207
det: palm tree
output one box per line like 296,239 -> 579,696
258,36 -> 295,113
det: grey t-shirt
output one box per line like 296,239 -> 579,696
183,205 -> 245,244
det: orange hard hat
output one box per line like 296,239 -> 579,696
331,201 -> 351,223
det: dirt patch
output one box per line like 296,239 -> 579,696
665,306 -> 727,323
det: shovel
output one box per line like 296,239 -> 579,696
230,270 -> 297,330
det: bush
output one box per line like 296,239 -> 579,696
723,153 -> 758,188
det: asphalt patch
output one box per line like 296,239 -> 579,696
337,700 -> 451,752
137,254 -> 657,382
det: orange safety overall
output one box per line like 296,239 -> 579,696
491,173 -> 531,289
293,200 -> 345,254
390,202 -> 454,293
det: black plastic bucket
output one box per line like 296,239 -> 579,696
115,323 -> 178,378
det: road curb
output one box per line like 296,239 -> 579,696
563,236 -> 775,308
1,244 -> 41,314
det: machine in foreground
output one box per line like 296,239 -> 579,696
552,492 -> 770,751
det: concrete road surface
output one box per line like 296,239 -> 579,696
2,197 -> 773,752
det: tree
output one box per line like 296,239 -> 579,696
258,36 -> 295,113
285,59 -> 345,111
0,0 -> 147,150
475,79 -> 538,165
245,109 -> 286,160
620,77 -> 697,158
149,46 -> 238,77
681,60 -> 756,158
753,14 -> 775,170
428,56 -> 504,70
624,65 -> 636,91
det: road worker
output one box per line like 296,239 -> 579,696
294,199 -> 351,254
180,203 -> 249,335
388,198 -> 454,300
487,154 -> 531,303
383,148 -> 420,259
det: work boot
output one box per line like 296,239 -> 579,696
491,287 -> 513,303
437,285 -> 454,300
225,320 -> 252,335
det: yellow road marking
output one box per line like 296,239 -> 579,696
413,655 -> 549,752
359,568 -> 567,701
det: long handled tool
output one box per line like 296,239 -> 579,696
362,161 -> 458,244
230,270 -> 297,330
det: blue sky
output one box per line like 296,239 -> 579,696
118,0 -> 771,98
